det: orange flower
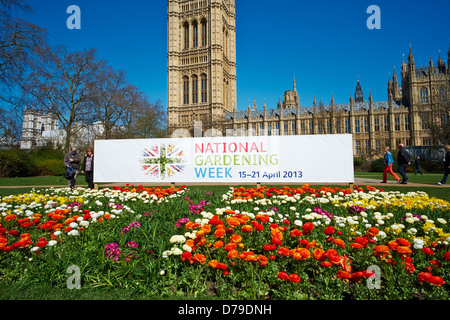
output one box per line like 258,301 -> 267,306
193,254 -> 206,264
321,261 -> 332,267
277,246 -> 290,256
200,224 -> 212,234
336,270 -> 351,279
290,228 -> 303,237
209,260 -> 219,268
270,228 -> 283,241
396,238 -> 411,247
224,243 -> 237,251
214,229 -> 225,238
387,240 -> 399,251
185,239 -> 195,248
397,246 -> 412,255
241,225 -> 253,233
228,249 -> 239,259
256,255 -> 269,266
313,248 -> 325,261
4,214 -> 17,222
256,214 -> 270,223
185,221 -> 195,229
350,243 -> 364,249
226,217 -> 240,227
374,245 -> 390,253
230,234 -> 242,243
333,238 -> 345,248
368,227 -> 379,236
213,240 -> 223,249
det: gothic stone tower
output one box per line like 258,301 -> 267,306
167,0 -> 237,136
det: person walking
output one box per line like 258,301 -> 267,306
438,145 -> 450,185
414,155 -> 424,175
81,147 -> 94,189
64,146 -> 81,189
397,143 -> 411,184
381,146 -> 401,183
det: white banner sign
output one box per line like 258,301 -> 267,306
93,134 -> 354,184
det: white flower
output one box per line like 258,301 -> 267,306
170,235 -> 186,244
69,222 -> 78,229
437,218 -> 447,225
47,240 -> 58,246
30,246 -> 40,252
68,230 -> 79,236
160,270 -> 165,276
79,220 -> 90,227
53,231 -> 61,236
170,247 -> 183,255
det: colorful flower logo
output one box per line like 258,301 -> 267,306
140,144 -> 187,180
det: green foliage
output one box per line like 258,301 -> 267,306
35,159 -> 66,176
0,147 -> 65,177
0,150 -> 35,177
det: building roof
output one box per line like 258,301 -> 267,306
225,100 -> 400,121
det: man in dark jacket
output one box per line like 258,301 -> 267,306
64,147 -> 81,189
397,143 -> 410,184
438,145 -> 450,185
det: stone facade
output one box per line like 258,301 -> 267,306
167,0 -> 237,136
20,107 -> 59,149
167,0 -> 450,158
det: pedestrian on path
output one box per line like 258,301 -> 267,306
438,145 -> 450,185
397,143 -> 411,184
381,146 -> 401,183
414,155 -> 424,175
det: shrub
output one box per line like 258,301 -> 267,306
0,150 -> 36,177
35,159 -> 66,176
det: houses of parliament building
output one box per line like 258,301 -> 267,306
166,0 -> 450,158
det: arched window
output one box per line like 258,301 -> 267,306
192,20 -> 198,48
201,74 -> 207,103
183,76 -> 189,104
192,75 -> 198,104
201,19 -> 207,46
439,87 -> 447,102
420,87 -> 428,103
183,22 -> 189,49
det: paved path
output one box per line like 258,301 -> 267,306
0,178 -> 447,189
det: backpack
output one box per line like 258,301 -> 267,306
64,166 -> 76,180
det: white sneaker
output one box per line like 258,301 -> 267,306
437,182 -> 442,185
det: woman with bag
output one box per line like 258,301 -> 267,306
81,147 -> 94,189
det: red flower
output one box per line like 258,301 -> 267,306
181,251 -> 192,261
3,245 -> 14,252
429,260 -> 442,269
324,226 -> 335,235
429,276 -> 445,287
417,272 -> 433,283
288,274 -> 301,283
302,222 -> 314,234
444,252 -> 450,261
422,247 -> 434,255
277,271 -> 289,281
277,246 -> 290,256
8,229 -> 19,236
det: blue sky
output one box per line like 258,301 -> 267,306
24,0 -> 450,111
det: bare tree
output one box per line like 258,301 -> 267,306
21,45 -> 101,150
0,0 -> 46,103
121,85 -> 166,139
86,64 -> 129,139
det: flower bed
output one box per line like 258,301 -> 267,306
0,184 -> 449,300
